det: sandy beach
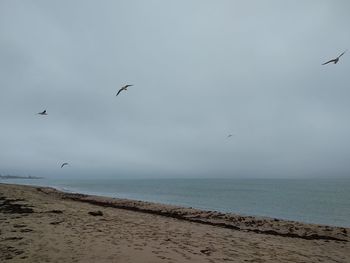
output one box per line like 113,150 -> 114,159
0,183 -> 349,262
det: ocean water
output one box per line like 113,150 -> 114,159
1,178 -> 349,227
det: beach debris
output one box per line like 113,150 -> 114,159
20,229 -> 33,233
322,50 -> 347,65
116,84 -> 133,96
13,224 -> 27,228
3,237 -> 24,241
33,189 -> 349,242
50,220 -> 65,225
88,210 -> 103,216
0,196 -> 34,214
200,248 -> 212,256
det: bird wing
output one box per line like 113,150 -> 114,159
116,88 -> 124,96
61,163 -> 68,168
322,59 -> 336,65
338,50 -> 347,58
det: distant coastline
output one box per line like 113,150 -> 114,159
0,175 -> 43,179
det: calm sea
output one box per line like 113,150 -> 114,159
1,178 -> 349,227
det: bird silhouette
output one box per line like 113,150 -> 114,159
322,50 -> 347,65
227,134 -> 233,138
61,162 -> 69,168
37,110 -> 47,115
116,84 -> 133,96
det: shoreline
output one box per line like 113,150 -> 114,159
3,182 -> 349,242
2,179 -> 349,229
1,183 -> 349,262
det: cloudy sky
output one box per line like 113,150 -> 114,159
0,0 -> 349,178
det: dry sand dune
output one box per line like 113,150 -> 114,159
0,183 -> 349,262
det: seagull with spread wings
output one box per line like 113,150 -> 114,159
116,84 -> 133,96
322,50 -> 347,65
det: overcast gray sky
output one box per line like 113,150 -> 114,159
1,0 -> 349,179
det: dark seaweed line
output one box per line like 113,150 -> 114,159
60,193 -> 347,243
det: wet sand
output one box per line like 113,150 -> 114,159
0,183 -> 349,262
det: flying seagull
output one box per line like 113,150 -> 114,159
322,50 -> 347,65
61,162 -> 69,168
116,84 -> 133,96
37,110 -> 47,115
